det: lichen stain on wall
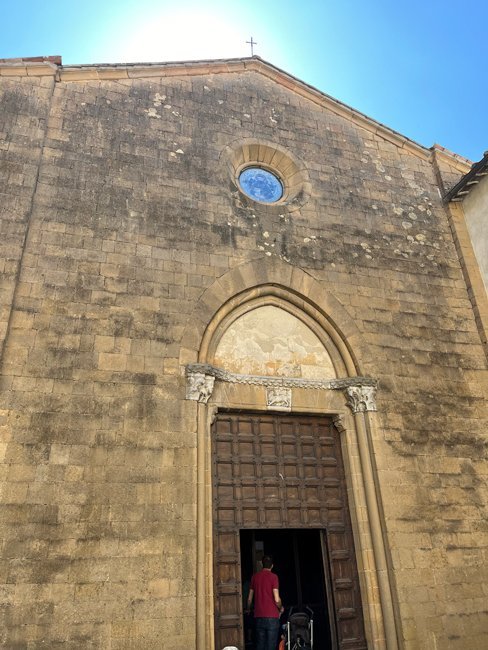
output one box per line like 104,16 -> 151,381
214,305 -> 336,378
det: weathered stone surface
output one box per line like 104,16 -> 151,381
0,59 -> 486,649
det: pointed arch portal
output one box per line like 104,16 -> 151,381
180,260 -> 400,650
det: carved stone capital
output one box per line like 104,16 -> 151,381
345,385 -> 377,413
186,372 -> 215,404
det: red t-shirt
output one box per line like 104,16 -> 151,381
250,569 -> 279,618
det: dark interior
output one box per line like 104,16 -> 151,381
240,528 -> 334,649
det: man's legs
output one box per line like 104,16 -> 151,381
264,617 -> 280,650
254,618 -> 266,650
255,618 -> 280,650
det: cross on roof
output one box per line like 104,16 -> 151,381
246,37 -> 257,56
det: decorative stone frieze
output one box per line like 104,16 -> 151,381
266,387 -> 292,411
185,364 -> 378,409
345,385 -> 377,413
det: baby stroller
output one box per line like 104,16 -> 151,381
283,605 -> 314,650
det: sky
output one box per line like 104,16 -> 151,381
1,0 -> 486,161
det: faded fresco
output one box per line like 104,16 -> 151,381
214,305 -> 336,378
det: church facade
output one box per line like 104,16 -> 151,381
0,56 -> 487,649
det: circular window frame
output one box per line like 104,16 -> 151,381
237,164 -> 285,204
221,139 -> 311,212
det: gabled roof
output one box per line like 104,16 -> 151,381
446,151 -> 488,202
0,55 -> 473,171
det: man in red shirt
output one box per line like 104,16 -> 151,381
246,555 -> 283,650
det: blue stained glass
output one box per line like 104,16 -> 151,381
239,167 -> 283,203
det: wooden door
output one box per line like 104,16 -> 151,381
212,412 -> 367,650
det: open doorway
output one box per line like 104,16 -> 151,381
213,413 -> 367,649
240,529 -> 334,650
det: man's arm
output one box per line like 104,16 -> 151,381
246,588 -> 254,611
273,588 -> 283,613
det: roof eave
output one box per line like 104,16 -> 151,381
445,152 -> 488,202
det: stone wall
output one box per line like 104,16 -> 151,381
0,75 -> 54,355
0,61 -> 486,649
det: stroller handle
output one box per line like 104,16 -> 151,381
287,604 -> 313,619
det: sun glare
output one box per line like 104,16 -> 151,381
120,8 -> 251,63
